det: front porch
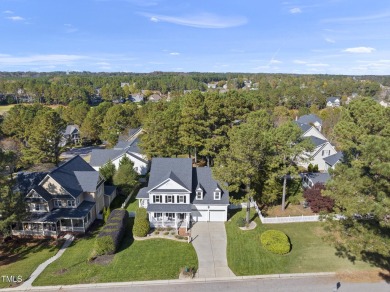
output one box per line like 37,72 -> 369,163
149,212 -> 191,231
11,210 -> 95,237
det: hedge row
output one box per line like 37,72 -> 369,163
260,230 -> 291,255
133,208 -> 150,237
95,208 -> 129,255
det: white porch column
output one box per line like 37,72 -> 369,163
71,219 -> 74,232
175,214 -> 178,229
42,223 -> 44,236
162,214 -> 165,227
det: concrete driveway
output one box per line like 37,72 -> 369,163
190,222 -> 235,278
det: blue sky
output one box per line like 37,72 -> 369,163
1,0 -> 390,74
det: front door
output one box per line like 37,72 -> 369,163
178,213 -> 185,220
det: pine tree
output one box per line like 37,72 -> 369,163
99,160 -> 116,185
22,109 -> 66,166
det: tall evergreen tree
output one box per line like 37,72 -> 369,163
22,109 -> 66,166
179,91 -> 208,164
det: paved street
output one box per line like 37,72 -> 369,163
9,276 -> 388,292
190,222 -> 235,278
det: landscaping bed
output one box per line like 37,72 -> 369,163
226,209 -> 374,276
33,219 -> 198,285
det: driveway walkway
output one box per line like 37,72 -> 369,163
19,234 -> 74,289
190,222 -> 235,278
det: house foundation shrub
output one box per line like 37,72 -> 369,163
133,208 -> 150,237
236,217 -> 246,227
260,230 -> 291,255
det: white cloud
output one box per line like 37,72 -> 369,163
323,12 -> 390,23
140,12 -> 247,28
325,37 -> 335,43
6,16 -> 24,21
306,63 -> 329,67
270,59 -> 282,64
3,10 -> 13,14
343,47 -> 375,53
290,8 -> 302,14
0,54 -> 86,65
169,52 -> 180,56
293,60 -> 307,64
64,24 -> 78,33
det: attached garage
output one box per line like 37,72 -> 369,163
192,205 -> 228,222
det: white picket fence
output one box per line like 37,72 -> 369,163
249,198 -> 321,224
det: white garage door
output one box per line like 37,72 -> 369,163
192,210 -> 209,222
209,210 -> 226,222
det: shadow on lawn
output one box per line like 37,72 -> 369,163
0,238 -> 61,266
117,218 -> 135,253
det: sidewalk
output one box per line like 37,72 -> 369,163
1,272 -> 337,291
17,234 -> 74,289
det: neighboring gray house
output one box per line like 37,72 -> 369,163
301,172 -> 331,188
136,158 -> 229,232
59,125 -> 80,147
90,137 -> 149,175
295,122 -> 327,141
296,114 -> 323,132
324,152 -> 343,171
326,97 -> 341,107
11,156 -> 116,237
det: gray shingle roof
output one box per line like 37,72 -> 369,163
104,185 -> 116,196
324,152 -> 343,166
24,201 -> 96,223
30,185 -> 52,201
136,187 -> 149,199
192,167 -> 229,205
297,114 -> 322,125
74,171 -> 101,192
90,149 -> 124,166
327,97 -> 340,103
114,141 -> 132,150
295,121 -> 312,133
307,136 -> 328,147
147,204 -> 192,213
48,155 -> 98,198
64,125 -> 79,136
304,172 -> 331,185
147,158 -> 193,192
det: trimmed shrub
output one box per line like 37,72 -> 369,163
94,235 -> 115,256
260,230 -> 291,255
133,208 -> 150,237
95,208 -> 129,255
236,217 -> 246,228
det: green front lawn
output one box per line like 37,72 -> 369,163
0,239 -> 62,288
33,220 -> 197,285
226,209 -> 373,275
126,193 -> 140,213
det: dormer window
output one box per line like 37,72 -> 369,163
196,189 -> 203,200
214,188 -> 221,200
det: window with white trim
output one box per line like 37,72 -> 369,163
153,195 -> 162,203
166,195 -> 174,203
322,150 -> 330,156
54,200 -> 61,208
196,190 -> 203,200
166,213 -> 175,220
67,200 -> 76,207
178,195 -> 186,203
214,189 -> 221,200
154,213 -> 162,220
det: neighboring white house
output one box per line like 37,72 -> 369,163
323,152 -> 343,172
136,158 -> 229,231
295,122 -> 327,141
298,136 -> 337,171
90,137 -> 149,175
326,97 -> 341,107
296,114 -> 323,132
